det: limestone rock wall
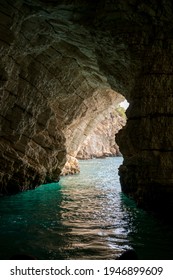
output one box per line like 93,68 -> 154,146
63,90 -> 123,158
0,0 -> 173,213
77,108 -> 126,159
61,155 -> 80,176
0,0 -> 123,194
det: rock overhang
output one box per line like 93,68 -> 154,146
0,0 -> 173,213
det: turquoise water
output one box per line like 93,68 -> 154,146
0,157 -> 173,260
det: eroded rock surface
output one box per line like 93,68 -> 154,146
0,0 -> 173,213
77,107 -> 126,159
61,155 -> 80,176
0,0 -> 124,194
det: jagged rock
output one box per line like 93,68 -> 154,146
0,0 -> 173,213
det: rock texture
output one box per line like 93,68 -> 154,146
0,0 -> 173,213
77,107 -> 126,159
61,155 -> 80,176
0,0 -> 123,194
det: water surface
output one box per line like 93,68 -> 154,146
0,157 -> 173,259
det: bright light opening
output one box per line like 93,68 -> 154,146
119,99 -> 129,110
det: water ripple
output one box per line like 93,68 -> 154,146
1,157 -> 173,259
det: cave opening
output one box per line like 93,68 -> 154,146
1,0 -> 173,261
61,96 -> 129,176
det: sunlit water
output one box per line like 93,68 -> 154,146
0,157 -> 173,260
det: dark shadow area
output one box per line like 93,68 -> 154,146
120,193 -> 173,260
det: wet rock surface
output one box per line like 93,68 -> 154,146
0,0 -> 173,212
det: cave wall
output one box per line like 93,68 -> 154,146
77,108 -> 126,159
0,0 -> 173,212
0,0 -> 124,194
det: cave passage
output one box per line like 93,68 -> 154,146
1,157 -> 173,260
1,2 -> 173,265
61,98 -> 128,175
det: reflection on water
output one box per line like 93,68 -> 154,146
0,157 -> 173,259
58,158 -> 129,260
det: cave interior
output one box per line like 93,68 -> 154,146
0,0 -> 173,213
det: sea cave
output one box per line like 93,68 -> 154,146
0,0 -> 173,260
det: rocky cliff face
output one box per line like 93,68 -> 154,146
77,108 -> 126,159
0,0 -> 173,213
61,155 -> 80,176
